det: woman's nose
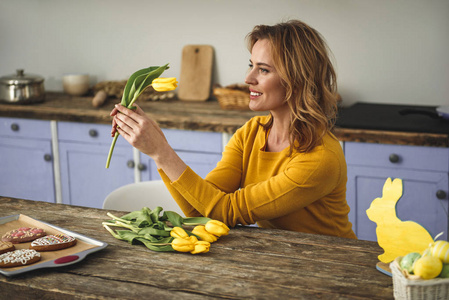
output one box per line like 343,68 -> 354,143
245,70 -> 256,85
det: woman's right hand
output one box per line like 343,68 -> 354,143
110,104 -> 167,157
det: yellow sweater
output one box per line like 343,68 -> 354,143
160,115 -> 356,239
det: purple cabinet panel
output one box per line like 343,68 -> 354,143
58,122 -> 134,209
345,142 -> 449,242
0,119 -> 55,203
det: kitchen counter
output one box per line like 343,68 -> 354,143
0,197 -> 394,299
0,92 -> 447,146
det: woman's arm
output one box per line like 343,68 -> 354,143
111,104 -> 187,181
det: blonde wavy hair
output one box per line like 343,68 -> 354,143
246,20 -> 338,154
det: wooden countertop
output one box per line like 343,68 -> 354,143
0,92 -> 447,146
0,197 -> 394,299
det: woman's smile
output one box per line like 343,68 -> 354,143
249,89 -> 263,100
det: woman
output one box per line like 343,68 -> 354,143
111,20 -> 356,239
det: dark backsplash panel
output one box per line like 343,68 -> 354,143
336,103 -> 449,134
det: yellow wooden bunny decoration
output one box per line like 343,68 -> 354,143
366,178 -> 434,263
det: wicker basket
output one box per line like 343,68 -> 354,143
213,84 -> 250,110
390,257 -> 449,299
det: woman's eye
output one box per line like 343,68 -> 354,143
260,68 -> 269,74
248,63 -> 254,69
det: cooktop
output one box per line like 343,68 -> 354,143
335,103 -> 449,134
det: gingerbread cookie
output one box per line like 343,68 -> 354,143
0,249 -> 41,268
30,234 -> 77,251
0,241 -> 15,254
1,227 -> 46,244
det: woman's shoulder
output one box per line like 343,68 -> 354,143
236,115 -> 270,134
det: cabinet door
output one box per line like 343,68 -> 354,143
0,137 -> 55,202
347,166 -> 448,242
59,141 -> 135,208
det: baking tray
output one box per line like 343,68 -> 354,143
0,214 -> 108,277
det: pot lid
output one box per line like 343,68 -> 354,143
0,69 -> 44,85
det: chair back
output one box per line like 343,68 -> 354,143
103,180 -> 184,216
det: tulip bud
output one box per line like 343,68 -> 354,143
191,241 -> 211,254
192,225 -> 218,243
171,237 -> 195,252
152,77 -> 178,92
170,227 -> 189,239
205,220 -> 230,237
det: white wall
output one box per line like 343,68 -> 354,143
1,0 -> 448,107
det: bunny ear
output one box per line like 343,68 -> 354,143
382,178 -> 403,202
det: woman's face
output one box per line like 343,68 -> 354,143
245,39 -> 287,113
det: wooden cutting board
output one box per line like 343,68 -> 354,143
178,45 -> 214,101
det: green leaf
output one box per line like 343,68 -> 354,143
121,207 -> 154,227
138,226 -> 170,237
106,63 -> 170,168
116,230 -> 141,243
125,64 -> 169,107
182,217 -> 213,225
149,206 -> 164,223
162,211 -> 184,227
135,237 -> 175,252
121,66 -> 159,106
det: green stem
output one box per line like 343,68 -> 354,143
107,212 -> 131,224
103,224 -> 122,240
105,132 -> 119,168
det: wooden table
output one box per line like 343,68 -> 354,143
0,197 -> 394,299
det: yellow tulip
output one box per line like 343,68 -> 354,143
205,220 -> 230,237
191,241 -> 211,254
170,227 -> 189,239
192,225 -> 218,243
187,235 -> 198,243
171,237 -> 195,252
151,77 -> 178,92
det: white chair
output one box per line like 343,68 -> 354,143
103,180 -> 184,216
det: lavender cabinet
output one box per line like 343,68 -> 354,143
58,122 -> 135,208
139,128 -> 223,180
345,142 -> 449,242
0,117 -> 55,203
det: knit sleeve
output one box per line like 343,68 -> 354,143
167,144 -> 343,227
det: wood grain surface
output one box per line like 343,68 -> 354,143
0,197 -> 394,299
178,45 -> 214,101
0,92 -> 447,146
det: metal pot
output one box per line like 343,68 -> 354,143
0,69 -> 45,104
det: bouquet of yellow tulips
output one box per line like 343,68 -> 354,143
103,207 -> 230,254
105,64 -> 178,168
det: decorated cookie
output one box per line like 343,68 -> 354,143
30,234 -> 77,251
0,241 -> 15,255
1,227 -> 46,244
0,249 -> 41,268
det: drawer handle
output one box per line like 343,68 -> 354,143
89,129 -> 98,137
10,123 -> 19,131
43,154 -> 52,162
389,153 -> 400,163
137,163 -> 147,171
436,190 -> 447,200
127,160 -> 135,168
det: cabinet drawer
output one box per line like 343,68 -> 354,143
57,121 -> 128,146
345,142 -> 449,172
0,117 -> 51,139
162,128 -> 222,153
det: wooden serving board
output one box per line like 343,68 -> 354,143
178,45 -> 214,101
